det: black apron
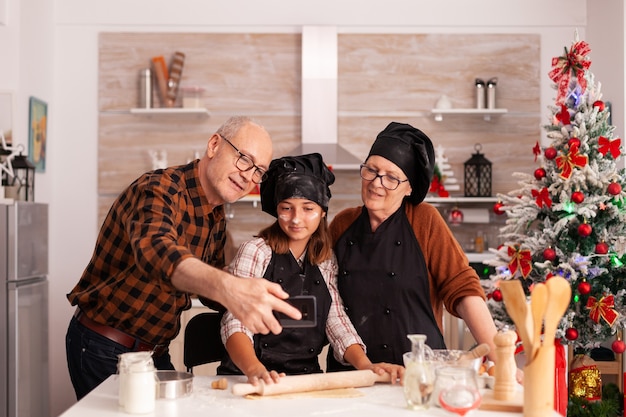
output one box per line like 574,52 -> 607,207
218,251 -> 332,375
327,205 -> 445,372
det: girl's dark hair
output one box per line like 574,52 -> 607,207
258,215 -> 332,265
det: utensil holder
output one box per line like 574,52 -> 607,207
523,344 -> 555,417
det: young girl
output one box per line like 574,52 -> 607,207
218,153 -> 403,386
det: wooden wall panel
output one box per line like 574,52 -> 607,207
98,32 -> 541,232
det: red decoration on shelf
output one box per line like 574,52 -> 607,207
448,207 -> 464,225
565,328 -> 579,341
612,339 -> 626,354
491,289 -> 503,302
595,241 -> 609,255
545,147 -> 557,160
593,100 -> 605,112
608,182 -> 622,196
578,223 -> 592,237
598,136 -> 622,159
543,247 -> 557,262
586,294 -> 619,326
577,281 -> 591,295
571,191 -> 585,204
493,201 -> 505,215
556,143 -> 588,179
568,137 -> 581,149
534,167 -> 546,180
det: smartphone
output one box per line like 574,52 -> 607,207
276,295 -> 317,328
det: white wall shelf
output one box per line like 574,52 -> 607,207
129,108 -> 210,117
431,108 -> 508,122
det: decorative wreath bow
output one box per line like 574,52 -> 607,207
548,41 -> 591,105
532,187 -> 552,209
598,136 -> 622,159
508,245 -> 533,278
586,294 -> 619,326
556,144 -> 588,179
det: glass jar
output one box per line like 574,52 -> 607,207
403,334 -> 435,410
118,351 -> 156,414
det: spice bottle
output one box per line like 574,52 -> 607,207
487,77 -> 498,109
475,78 -> 486,109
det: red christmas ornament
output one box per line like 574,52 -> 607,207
534,167 -> 546,180
578,223 -> 592,237
577,281 -> 591,295
593,100 -> 605,112
608,182 -> 622,196
543,247 -> 557,262
493,201 -> 505,215
595,241 -> 609,255
568,137 -> 581,149
544,147 -> 557,160
565,328 -> 579,341
571,191 -> 585,204
612,339 -> 626,354
491,289 -> 503,302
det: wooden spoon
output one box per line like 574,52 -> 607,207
529,283 -> 548,362
499,280 -> 534,363
543,277 -> 572,345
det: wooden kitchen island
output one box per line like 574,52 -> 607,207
58,374 -> 560,417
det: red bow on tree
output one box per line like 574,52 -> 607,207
532,187 -> 552,208
508,245 -> 533,278
556,144 -> 588,179
549,40 -> 591,105
598,136 -> 622,159
586,294 -> 619,326
555,105 -> 571,125
533,141 -> 541,162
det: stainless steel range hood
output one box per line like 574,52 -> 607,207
290,26 -> 361,170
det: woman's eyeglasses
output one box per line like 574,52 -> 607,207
359,164 -> 408,190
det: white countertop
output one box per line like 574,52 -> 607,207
58,374 -> 560,417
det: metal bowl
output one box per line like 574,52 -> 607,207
155,371 -> 193,399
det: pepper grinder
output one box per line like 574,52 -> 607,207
493,329 -> 517,401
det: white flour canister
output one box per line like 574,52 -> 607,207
118,351 -> 156,414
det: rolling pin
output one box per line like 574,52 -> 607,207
231,370 -> 390,396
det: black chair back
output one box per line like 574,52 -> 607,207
183,312 -> 226,373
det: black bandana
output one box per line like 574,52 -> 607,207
367,122 -> 435,204
261,153 -> 335,218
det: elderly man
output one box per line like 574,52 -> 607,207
66,116 -> 300,399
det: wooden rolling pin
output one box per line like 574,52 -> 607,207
232,370 -> 390,396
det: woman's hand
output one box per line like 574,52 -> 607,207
367,362 -> 405,385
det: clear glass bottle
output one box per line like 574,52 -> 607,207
404,334 -> 435,410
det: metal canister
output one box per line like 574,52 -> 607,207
487,77 -> 498,109
139,68 -> 153,108
475,78 -> 486,109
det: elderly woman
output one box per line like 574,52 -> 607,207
326,122 -> 499,372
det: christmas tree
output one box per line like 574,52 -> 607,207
483,35 -> 626,355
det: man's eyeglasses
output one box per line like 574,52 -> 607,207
359,164 -> 409,191
219,134 -> 268,184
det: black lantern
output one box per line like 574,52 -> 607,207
464,143 -> 492,197
4,151 -> 35,201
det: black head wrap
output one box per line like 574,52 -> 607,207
366,122 -> 435,204
260,153 -> 335,218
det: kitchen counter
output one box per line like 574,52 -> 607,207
58,374 -> 560,417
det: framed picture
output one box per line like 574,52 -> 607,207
28,96 -> 47,172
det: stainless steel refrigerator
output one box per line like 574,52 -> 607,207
0,202 -> 49,417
